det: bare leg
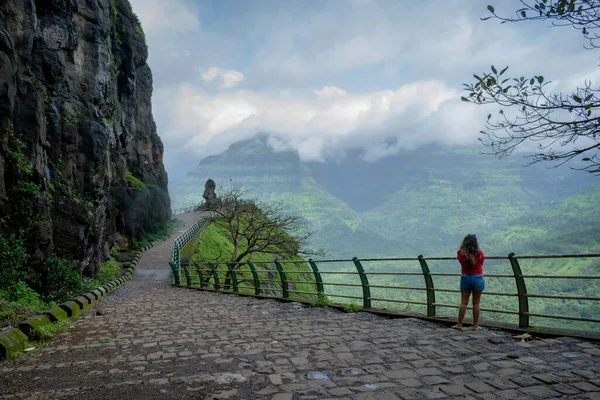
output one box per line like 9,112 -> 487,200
453,291 -> 471,330
472,291 -> 482,330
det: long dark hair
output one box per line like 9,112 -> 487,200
459,234 -> 481,268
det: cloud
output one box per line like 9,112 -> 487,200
201,67 -> 245,88
127,0 -> 600,179
155,80 -> 474,163
315,86 -> 347,99
129,0 -> 199,34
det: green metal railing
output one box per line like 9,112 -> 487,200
174,253 -> 600,333
169,215 -> 212,283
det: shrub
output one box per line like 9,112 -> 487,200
125,170 -> 148,193
310,292 -> 329,308
344,302 -> 362,313
39,256 -> 81,302
131,220 -> 173,249
96,258 -> 120,283
0,233 -> 29,291
0,282 -> 48,328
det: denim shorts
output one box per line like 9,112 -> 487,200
460,274 -> 485,292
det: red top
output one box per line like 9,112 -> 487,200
457,250 -> 484,275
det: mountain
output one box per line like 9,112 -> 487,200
172,137 -> 401,257
170,135 -> 598,257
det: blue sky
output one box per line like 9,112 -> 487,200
128,0 -> 599,180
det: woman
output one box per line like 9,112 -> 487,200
452,234 -> 485,331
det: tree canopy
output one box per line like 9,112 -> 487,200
463,0 -> 600,174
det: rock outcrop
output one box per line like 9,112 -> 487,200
202,178 -> 217,209
0,0 -> 170,274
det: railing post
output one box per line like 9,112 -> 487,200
209,262 -> 220,290
183,263 -> 192,286
194,263 -> 205,288
308,259 -> 324,295
509,253 -> 529,328
226,262 -> 239,293
247,261 -> 261,295
352,257 -> 371,309
173,241 -> 181,283
169,261 -> 180,285
418,255 -> 436,317
274,260 -> 289,299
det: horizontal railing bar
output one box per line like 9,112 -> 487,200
521,275 -> 600,279
256,270 -> 312,274
368,298 -> 428,306
526,294 -> 600,301
314,282 -> 362,288
366,284 -> 426,291
429,273 -> 515,278
433,288 -> 517,297
526,312 -> 600,323
434,303 -> 520,315
325,293 -> 364,300
316,271 -> 360,275
189,254 -> 600,267
365,272 -> 424,276
286,289 -> 318,296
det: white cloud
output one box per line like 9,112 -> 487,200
155,80 -> 472,163
315,86 -> 347,99
129,0 -> 200,34
201,67 -> 245,88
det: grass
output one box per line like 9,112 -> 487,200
310,292 -> 330,308
344,302 -> 362,313
30,320 -> 70,340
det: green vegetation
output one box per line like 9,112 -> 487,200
185,219 -> 317,300
0,233 -> 125,328
131,220 -> 174,249
344,302 -> 362,313
30,320 -> 70,340
125,170 -> 148,193
310,293 -> 330,308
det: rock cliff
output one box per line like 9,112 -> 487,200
0,0 -> 170,274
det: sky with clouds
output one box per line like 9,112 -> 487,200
128,0 -> 599,181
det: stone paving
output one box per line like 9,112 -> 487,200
1,214 -> 600,399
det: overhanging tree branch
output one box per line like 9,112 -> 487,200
465,1 -> 600,174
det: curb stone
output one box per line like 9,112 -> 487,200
44,306 -> 69,323
18,315 -> 52,336
0,329 -> 28,360
59,301 -> 81,319
0,243 -> 155,360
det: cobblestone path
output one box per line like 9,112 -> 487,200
1,214 -> 600,399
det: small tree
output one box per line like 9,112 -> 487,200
210,186 -> 312,263
205,186 -> 315,287
463,1 -> 600,174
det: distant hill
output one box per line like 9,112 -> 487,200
170,135 -> 598,257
